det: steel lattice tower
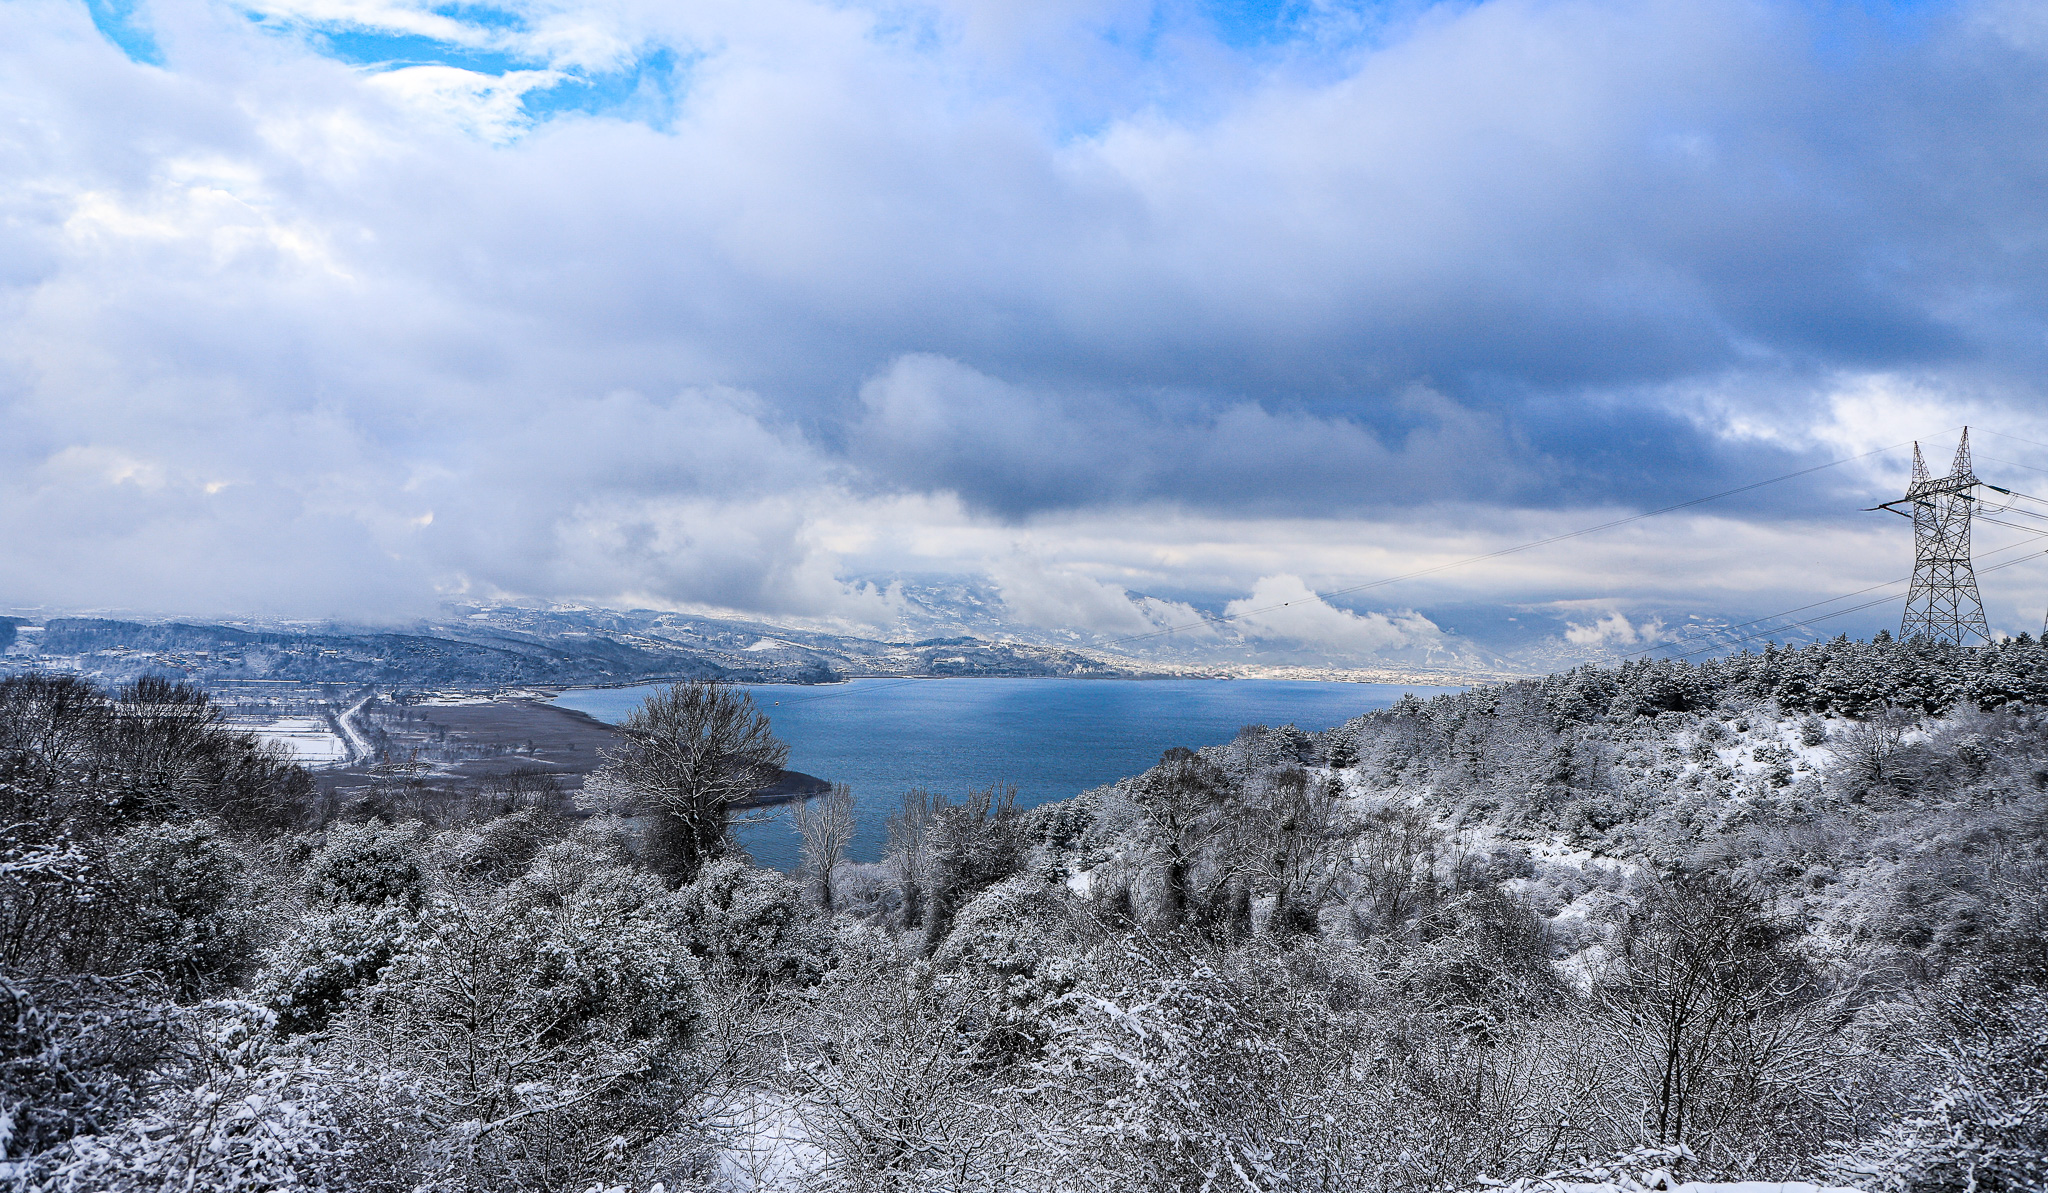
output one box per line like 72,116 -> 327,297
1898,429 -> 1992,646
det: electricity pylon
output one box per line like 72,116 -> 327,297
1892,429 -> 1992,646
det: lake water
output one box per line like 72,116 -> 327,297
553,677 -> 1461,869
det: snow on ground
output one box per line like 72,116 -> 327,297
1316,765 -> 1640,989
246,717 -> 349,765
702,1092 -> 827,1192
1485,1183 -> 1866,1193
1476,1145 -> 1869,1193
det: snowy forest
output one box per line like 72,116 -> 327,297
3,633 -> 2046,1192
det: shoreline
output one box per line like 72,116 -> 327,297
530,670 -> 1489,699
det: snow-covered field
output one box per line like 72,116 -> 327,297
246,716 -> 350,765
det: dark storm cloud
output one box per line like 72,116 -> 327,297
849,355 -> 1539,518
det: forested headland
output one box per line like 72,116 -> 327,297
3,632 -> 2045,1192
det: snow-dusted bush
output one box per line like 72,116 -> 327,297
666,857 -> 832,987
1476,1142 -> 1863,1193
302,820 -> 426,911
338,857 -> 704,1190
0,973 -> 175,1161
96,820 -> 259,999
933,873 -> 1091,982
3,816 -> 256,995
1032,941 -> 1418,1191
7,1000 -> 427,1193
518,815 -> 642,899
932,873 -> 1097,1060
774,935 -> 1021,1191
252,902 -> 414,1035
1593,875 -> 1844,1167
1386,886 -> 1563,1040
1823,988 -> 2048,1193
435,806 -> 566,884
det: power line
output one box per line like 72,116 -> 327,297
1977,428 -> 2048,455
790,512 -> 2048,703
1643,550 -> 2048,663
1974,454 -> 2048,483
769,440 -> 1929,704
1625,524 -> 2048,663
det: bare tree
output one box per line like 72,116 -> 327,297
1832,707 -> 1918,793
887,787 -> 938,931
1132,747 -> 1232,930
794,783 -> 856,912
1242,767 -> 1342,937
1599,876 -> 1816,1151
597,681 -> 788,883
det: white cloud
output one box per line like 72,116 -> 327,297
990,556 -> 1153,636
989,548 -> 1245,643
364,66 -> 565,143
247,0 -> 487,45
1223,575 -> 1443,656
1563,611 -> 1664,648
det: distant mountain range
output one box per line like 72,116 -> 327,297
0,582 -> 1831,691
0,607 -> 1139,689
824,577 -> 1828,677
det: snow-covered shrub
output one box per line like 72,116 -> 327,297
302,820 -> 426,911
339,858 -> 703,1190
1033,941 -> 1424,1192
96,820 -> 258,999
666,857 -> 832,987
915,784 -> 1027,948
1593,875 -> 1848,1170
932,873 -> 1096,1060
0,973 -> 175,1160
1476,1143 -> 1759,1192
3,817 -> 255,995
934,874 -> 1090,981
1388,886 -> 1562,1040
7,999 -> 428,1193
775,937 -> 1017,1191
518,815 -> 642,899
1823,988 -> 2048,1193
0,817 -> 99,977
1463,843 -> 1538,886
252,902 -> 415,1035
435,806 -> 565,884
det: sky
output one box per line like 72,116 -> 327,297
4,0 -> 2048,663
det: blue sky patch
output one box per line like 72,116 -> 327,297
1205,0 -> 1295,47
523,47 -> 686,128
227,2 -> 689,136
84,0 -> 164,65
315,29 -> 525,76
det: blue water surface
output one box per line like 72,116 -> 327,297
554,677 -> 1460,869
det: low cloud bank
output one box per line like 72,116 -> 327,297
1223,575 -> 1445,657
